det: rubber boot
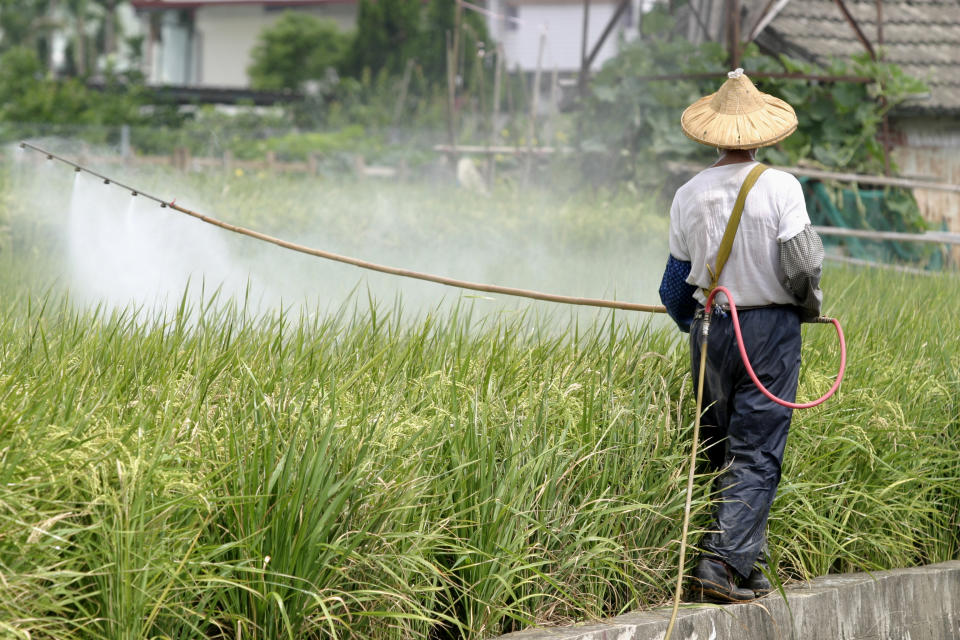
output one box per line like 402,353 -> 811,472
743,561 -> 773,597
687,556 -> 755,604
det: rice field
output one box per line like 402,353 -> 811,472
0,154 -> 958,639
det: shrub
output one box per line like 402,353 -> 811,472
247,12 -> 351,92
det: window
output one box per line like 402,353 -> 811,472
505,4 -> 519,31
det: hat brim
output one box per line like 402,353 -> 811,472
680,93 -> 798,150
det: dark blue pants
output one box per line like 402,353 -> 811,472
689,307 -> 802,578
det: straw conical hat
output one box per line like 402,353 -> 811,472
680,68 -> 798,149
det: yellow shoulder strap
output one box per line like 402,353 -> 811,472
704,163 -> 769,297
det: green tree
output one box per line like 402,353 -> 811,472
343,0 -> 420,78
0,0 -> 54,61
247,12 -> 350,91
2,0 -> 125,77
0,46 -> 145,126
417,0 -> 488,86
0,46 -> 48,120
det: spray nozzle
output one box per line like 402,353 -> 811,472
103,179 -> 110,185
131,191 -> 138,197
74,167 -> 81,173
18,142 -> 25,149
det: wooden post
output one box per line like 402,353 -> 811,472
445,31 -> 458,159
516,63 -> 529,122
223,150 -> 234,173
75,0 -> 87,76
475,43 -> 488,184
583,0 -> 630,70
120,124 -> 130,158
444,0 -> 465,160
724,0 -> 740,68
487,46 -> 503,186
833,0 -> 877,61
393,57 -> 416,125
504,62 -> 515,128
307,152 -> 318,176
687,0 -> 714,42
546,65 -> 559,143
265,150 -> 277,173
452,0 -> 464,82
174,146 -> 191,172
476,43 -> 487,139
876,0 -> 891,176
104,0 -> 117,55
577,0 -> 591,151
731,0 -> 741,69
579,0 -> 591,101
524,31 -> 546,185
876,0 -> 884,49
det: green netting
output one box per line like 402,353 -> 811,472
800,178 -> 946,270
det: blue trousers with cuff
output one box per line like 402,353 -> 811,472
689,307 -> 802,578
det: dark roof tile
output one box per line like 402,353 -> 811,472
762,0 -> 960,112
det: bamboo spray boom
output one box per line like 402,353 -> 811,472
18,142 -> 668,315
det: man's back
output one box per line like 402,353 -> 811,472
668,162 -> 811,308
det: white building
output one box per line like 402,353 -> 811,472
485,0 -> 652,73
130,0 -> 653,88
130,0 -> 356,87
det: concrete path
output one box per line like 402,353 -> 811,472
497,560 -> 960,640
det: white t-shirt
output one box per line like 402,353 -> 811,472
668,161 -> 811,307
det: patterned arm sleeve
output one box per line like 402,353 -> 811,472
659,255 -> 698,333
779,225 -> 824,321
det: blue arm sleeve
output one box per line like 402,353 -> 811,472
658,255 -> 698,333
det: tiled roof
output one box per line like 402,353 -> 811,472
758,0 -> 960,114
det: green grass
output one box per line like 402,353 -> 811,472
0,161 -> 958,639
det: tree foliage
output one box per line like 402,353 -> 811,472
0,0 -> 50,47
343,0 -> 421,78
249,0 -> 490,91
1,0 -> 129,77
759,54 -> 926,172
417,0 -> 489,87
247,12 -> 350,91
0,46 -> 146,126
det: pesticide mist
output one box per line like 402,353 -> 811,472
8,142 -> 671,329
67,172 -> 241,310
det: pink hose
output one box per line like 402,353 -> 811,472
705,286 -> 847,409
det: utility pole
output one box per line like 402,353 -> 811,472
726,0 -> 741,69
104,0 -> 117,57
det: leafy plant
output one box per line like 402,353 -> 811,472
0,46 -> 150,129
755,52 -> 926,174
247,12 -> 351,92
343,0 -> 421,79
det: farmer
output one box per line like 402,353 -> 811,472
658,69 -> 824,603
